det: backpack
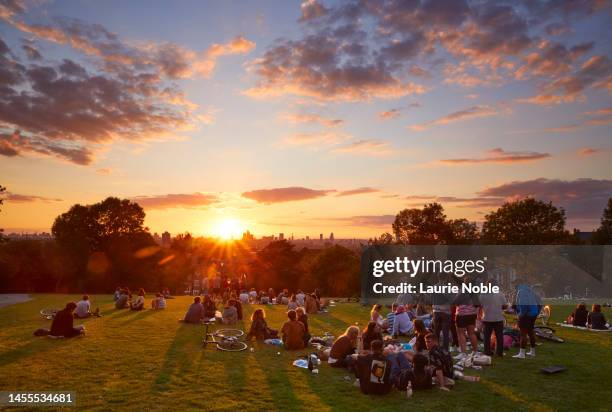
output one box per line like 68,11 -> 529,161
34,328 -> 50,336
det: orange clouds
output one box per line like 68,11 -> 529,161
440,148 -> 551,165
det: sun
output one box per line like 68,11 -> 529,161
212,218 -> 244,240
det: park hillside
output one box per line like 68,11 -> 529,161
0,295 -> 610,410
1,186 -> 611,295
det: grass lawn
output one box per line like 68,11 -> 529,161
0,295 -> 610,411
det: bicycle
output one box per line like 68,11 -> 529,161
534,326 -> 564,343
40,308 -> 59,320
202,320 -> 247,352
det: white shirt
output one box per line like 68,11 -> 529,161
157,297 -> 166,309
75,300 -> 90,317
239,293 -> 249,304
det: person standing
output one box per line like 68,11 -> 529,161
479,289 -> 507,357
513,284 -> 542,359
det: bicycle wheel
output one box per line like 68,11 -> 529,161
40,308 -> 59,320
216,340 -> 247,352
534,327 -> 564,343
214,329 -> 244,339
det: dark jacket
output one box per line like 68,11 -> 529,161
50,309 -> 80,337
355,353 -> 392,395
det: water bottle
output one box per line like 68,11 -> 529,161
308,355 -> 314,371
406,380 -> 413,398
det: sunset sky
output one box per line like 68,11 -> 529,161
1,0 -> 611,238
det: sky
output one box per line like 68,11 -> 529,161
0,0 -> 611,239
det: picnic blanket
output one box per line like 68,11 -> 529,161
556,322 -> 612,332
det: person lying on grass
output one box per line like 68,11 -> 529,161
50,302 -> 85,338
247,308 -> 278,341
130,289 -> 145,311
588,304 -> 608,330
183,296 -> 205,324
74,295 -> 100,318
354,339 -> 392,395
328,326 -> 359,368
281,309 -> 306,350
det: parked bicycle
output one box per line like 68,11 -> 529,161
202,320 -> 247,352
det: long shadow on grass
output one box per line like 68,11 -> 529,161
0,337 -> 70,368
118,309 -> 159,325
253,350 -> 304,411
153,322 -> 203,391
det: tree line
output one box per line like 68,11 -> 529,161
0,188 -> 610,295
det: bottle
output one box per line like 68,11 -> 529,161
406,380 -> 413,398
308,355 -> 314,371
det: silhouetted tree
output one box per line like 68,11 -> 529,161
592,198 -> 612,244
374,232 -> 395,244
481,198 -> 569,244
448,218 -> 479,244
393,203 -> 450,244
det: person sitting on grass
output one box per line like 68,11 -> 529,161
130,289 -> 145,311
413,319 -> 428,353
296,290 -> 306,307
152,293 -> 166,310
370,304 -> 385,332
249,288 -> 258,303
287,294 -> 299,311
50,302 -> 85,338
247,308 -> 278,341
75,295 -> 99,318
569,303 -> 588,327
305,293 -> 318,314
588,304 -> 608,330
328,326 -> 359,368
239,290 -> 249,305
183,296 -> 205,324
425,333 -> 454,391
113,287 -> 121,301
202,294 -> 216,319
296,307 -> 311,347
386,303 -> 397,334
221,300 -> 238,325
233,297 -> 243,321
362,321 -> 383,353
393,306 -> 413,337
281,309 -> 305,350
115,289 -> 130,309
410,353 -> 434,391
354,340 -> 392,395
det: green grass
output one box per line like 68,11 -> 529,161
0,295 -> 610,411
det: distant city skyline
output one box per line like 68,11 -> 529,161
1,1 -> 611,237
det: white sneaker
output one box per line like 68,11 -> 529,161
527,349 -> 536,357
512,350 -> 526,359
453,352 -> 467,360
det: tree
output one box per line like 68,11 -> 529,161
448,218 -> 479,244
592,198 -> 612,244
307,245 -> 360,297
392,203 -> 450,244
373,232 -> 394,244
0,185 -> 5,240
51,197 -> 154,291
481,198 -> 569,244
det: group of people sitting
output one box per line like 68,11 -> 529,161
113,287 -> 170,311
236,288 -> 322,314
182,295 -> 243,325
567,303 -> 608,329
